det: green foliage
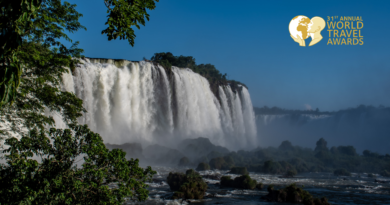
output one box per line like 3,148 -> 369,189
285,169 -> 298,177
333,168 -> 351,176
229,167 -> 249,175
102,0 -> 159,46
208,137 -> 389,176
0,0 -> 159,203
278,140 -> 295,152
0,0 -> 85,106
167,169 -> 207,199
256,183 -> 264,190
335,146 -> 357,156
263,160 -> 283,174
264,183 -> 331,205
0,0 -> 42,105
0,125 -> 156,204
0,42 -> 84,141
315,138 -> 329,152
150,52 -> 247,95
1,0 -> 158,106
196,162 -> 210,171
209,157 -> 226,170
220,174 -> 257,190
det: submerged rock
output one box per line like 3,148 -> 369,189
167,169 -> 208,199
262,183 -> 331,205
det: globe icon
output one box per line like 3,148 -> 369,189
289,15 -> 311,40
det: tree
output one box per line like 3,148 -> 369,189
0,0 -> 159,203
314,138 -> 328,152
0,0 -> 42,106
102,0 -> 158,46
0,0 -> 158,106
278,140 -> 294,151
0,125 -> 156,204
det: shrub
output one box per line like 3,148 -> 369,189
220,174 -> 257,190
285,169 -> 298,177
334,168 -> 351,176
256,183 -> 264,190
229,167 -> 249,175
263,183 -> 330,205
263,160 -> 283,174
0,126 -> 156,204
196,162 -> 210,171
167,169 -> 207,199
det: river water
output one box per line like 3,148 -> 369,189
128,167 -> 390,205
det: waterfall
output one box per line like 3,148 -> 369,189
61,58 -> 257,150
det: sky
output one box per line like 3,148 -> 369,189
63,0 -> 390,111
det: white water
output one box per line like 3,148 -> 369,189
61,58 -> 257,150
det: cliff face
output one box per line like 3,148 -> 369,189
59,58 -> 257,151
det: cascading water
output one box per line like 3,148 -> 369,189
60,58 -> 257,150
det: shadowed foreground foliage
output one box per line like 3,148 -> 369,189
0,125 -> 156,204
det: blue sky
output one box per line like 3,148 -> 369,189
64,0 -> 390,111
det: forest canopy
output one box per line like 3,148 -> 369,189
150,52 -> 247,94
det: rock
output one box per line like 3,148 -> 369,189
228,167 -> 249,175
167,169 -> 208,199
196,162 -> 210,171
262,183 -> 331,205
333,168 -> 351,176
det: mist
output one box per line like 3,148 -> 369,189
255,105 -> 390,154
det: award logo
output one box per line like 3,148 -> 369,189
289,16 -> 325,47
